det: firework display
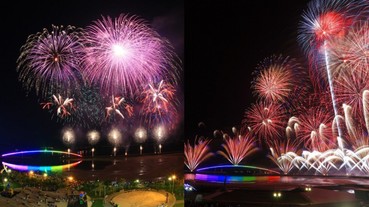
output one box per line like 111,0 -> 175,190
41,94 -> 75,119
184,137 -> 213,172
140,80 -> 178,128
252,55 -> 308,104
217,134 -> 257,165
82,14 -> 180,96
105,95 -> 133,120
16,12 -> 182,151
17,25 -> 85,99
185,0 -> 369,176
243,101 -> 287,143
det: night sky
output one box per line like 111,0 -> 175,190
0,0 -> 184,154
0,1 -> 326,156
185,0 -> 312,139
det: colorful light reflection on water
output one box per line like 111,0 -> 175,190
185,173 -> 280,183
2,161 -> 82,172
185,164 -> 281,183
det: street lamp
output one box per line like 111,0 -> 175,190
91,148 -> 95,157
159,144 -> 162,154
68,176 -> 74,182
168,175 -> 176,194
113,147 -> 117,157
3,178 -> 7,191
273,191 -> 282,198
140,145 -> 143,155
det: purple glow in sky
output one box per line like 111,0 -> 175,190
82,14 -> 180,97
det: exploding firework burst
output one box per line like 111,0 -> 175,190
243,102 -> 287,143
252,55 -> 309,103
82,14 -> 180,96
298,0 -> 368,56
17,25 -> 85,99
62,128 -> 75,147
217,134 -> 257,165
153,125 -> 167,144
335,71 -> 369,122
184,137 -> 213,172
87,130 -> 100,146
298,0 -> 369,92
328,21 -> 369,78
41,94 -> 75,119
297,106 -> 336,151
108,128 -> 122,147
267,138 -> 300,175
105,95 -> 134,121
134,127 -> 147,144
140,80 -> 178,128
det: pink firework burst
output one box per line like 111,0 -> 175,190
82,14 -> 180,96
242,102 -> 287,144
17,25 -> 85,99
297,106 -> 336,151
217,134 -> 257,165
184,137 -> 213,172
252,55 -> 309,103
41,94 -> 75,118
105,95 -> 133,120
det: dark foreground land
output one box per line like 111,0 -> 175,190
0,152 -> 184,207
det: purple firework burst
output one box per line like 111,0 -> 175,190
17,25 -> 85,99
82,14 -> 180,97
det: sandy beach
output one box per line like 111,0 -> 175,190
110,190 -> 176,207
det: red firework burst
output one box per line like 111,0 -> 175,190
184,137 -> 213,172
335,70 -> 369,122
313,12 -> 349,47
328,21 -> 369,78
41,94 -> 75,119
297,106 -> 336,151
252,55 -> 310,107
242,102 -> 287,144
266,138 -> 301,174
140,80 -> 178,129
217,134 -> 257,165
297,0 -> 369,92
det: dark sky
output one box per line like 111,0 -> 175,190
0,0 -> 184,154
185,0 -> 312,139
